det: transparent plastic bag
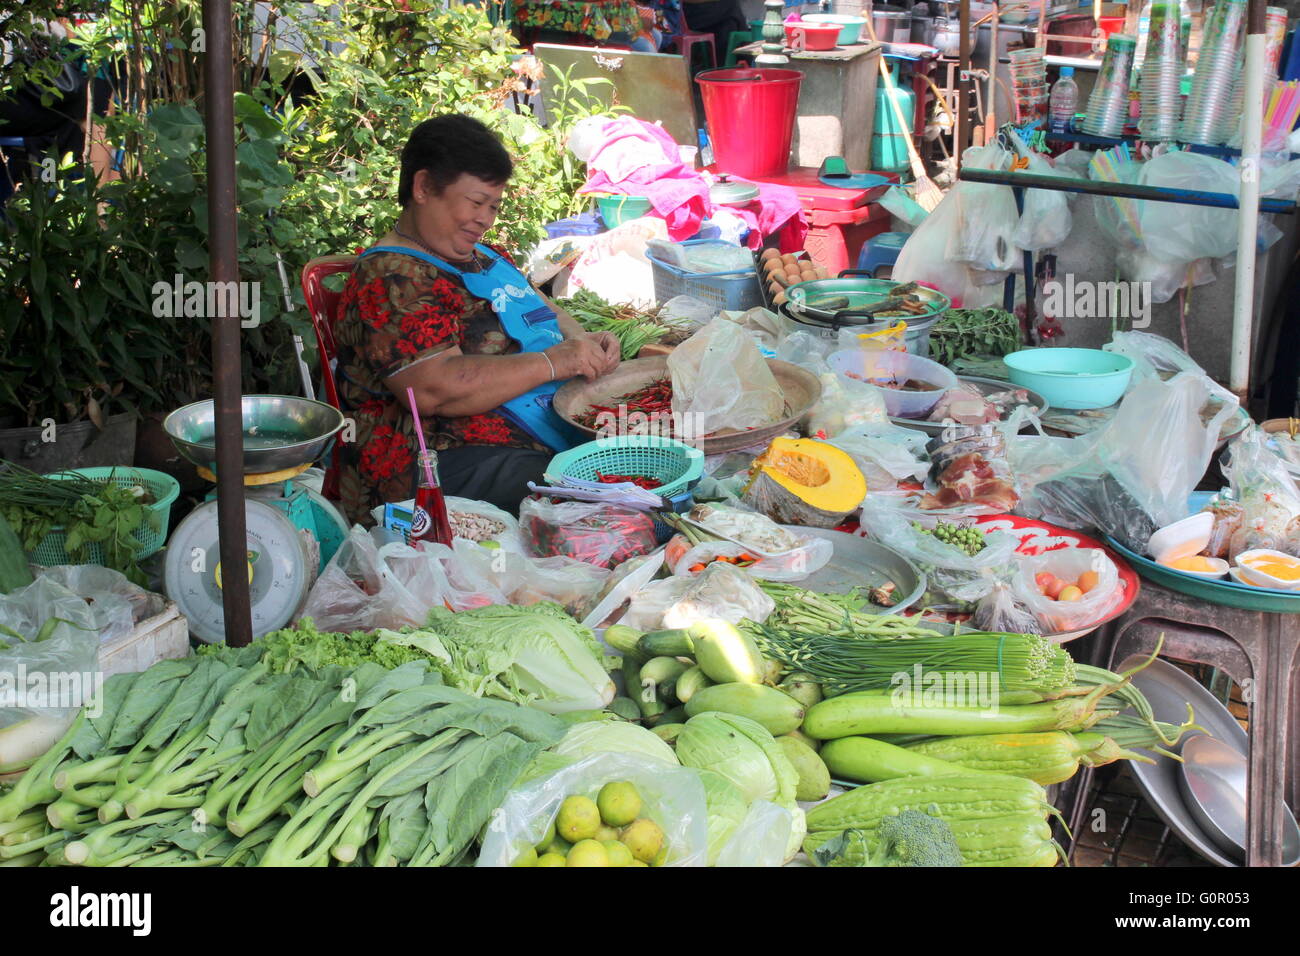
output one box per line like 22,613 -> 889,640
33,565 -> 162,640
775,330 -> 837,372
971,581 -> 1043,635
829,422 -> 930,493
946,146 -> 1019,272
1012,548 -> 1121,633
1203,498 -> 1245,559
476,752 -> 709,867
1013,151 -> 1074,252
520,498 -> 659,570
805,372 -> 889,439
0,577 -> 102,768
297,527 -> 436,632
621,561 -> 775,630
856,500 -> 1018,609
713,799 -> 794,868
444,495 -> 523,549
1033,372 -> 1238,551
670,536 -> 833,583
669,318 -> 786,435
1222,425 -> 1300,561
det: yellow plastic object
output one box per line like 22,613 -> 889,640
854,320 -> 908,352
196,462 -> 311,486
741,437 -> 867,529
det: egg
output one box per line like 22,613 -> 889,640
760,247 -> 780,262
815,267 -> 830,280
764,260 -> 783,277
773,290 -> 788,305
786,270 -> 803,284
781,253 -> 797,267
800,267 -> 817,280
769,279 -> 783,295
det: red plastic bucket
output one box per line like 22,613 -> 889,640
696,68 -> 803,179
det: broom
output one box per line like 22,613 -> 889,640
866,19 -> 944,211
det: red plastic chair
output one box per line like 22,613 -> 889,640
300,254 -> 357,500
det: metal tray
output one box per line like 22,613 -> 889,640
552,355 -> 821,456
889,376 -> 1049,436
793,527 -> 926,614
1119,655 -> 1248,867
784,276 -> 951,324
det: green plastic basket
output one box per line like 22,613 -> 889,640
545,436 -> 705,499
27,467 -> 180,566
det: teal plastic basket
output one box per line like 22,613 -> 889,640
545,436 -> 705,499
26,467 -> 180,566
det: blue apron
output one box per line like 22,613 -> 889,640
361,244 -> 586,452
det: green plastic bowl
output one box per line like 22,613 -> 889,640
596,194 -> 653,227
1002,348 -> 1134,410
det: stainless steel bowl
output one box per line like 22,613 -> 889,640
163,395 -> 346,475
1177,734 -> 1300,865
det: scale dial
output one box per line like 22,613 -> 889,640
164,498 -> 312,644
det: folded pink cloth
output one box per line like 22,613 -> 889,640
731,181 -> 808,253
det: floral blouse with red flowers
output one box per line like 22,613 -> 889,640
332,248 -> 550,527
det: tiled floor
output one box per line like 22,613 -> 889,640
1070,763 -> 1206,867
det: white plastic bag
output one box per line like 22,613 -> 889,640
829,422 -> 930,492
714,799 -> 794,867
444,495 -> 523,550
1013,151 -> 1074,252
946,145 -> 1018,271
569,218 -> 670,307
1012,548 -> 1122,633
0,577 -> 102,769
668,318 -> 786,435
33,565 -> 162,642
476,752 -> 709,867
670,536 -> 833,583
621,561 -> 775,630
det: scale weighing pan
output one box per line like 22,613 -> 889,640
164,395 -> 345,474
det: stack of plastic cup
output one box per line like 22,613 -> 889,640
1083,34 -> 1137,137
1138,0 -> 1185,142
1009,47 -> 1049,123
1215,5 -> 1288,145
1179,0 -> 1247,145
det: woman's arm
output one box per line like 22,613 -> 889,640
386,337 -> 613,419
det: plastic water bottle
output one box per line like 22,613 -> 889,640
1049,67 -> 1078,134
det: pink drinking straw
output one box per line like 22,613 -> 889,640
406,386 -> 436,486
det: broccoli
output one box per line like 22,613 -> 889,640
813,809 -> 964,868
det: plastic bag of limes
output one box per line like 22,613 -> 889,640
476,752 -> 709,867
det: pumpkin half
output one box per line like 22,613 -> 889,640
741,437 -> 867,528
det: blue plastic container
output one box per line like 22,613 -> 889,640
1002,348 -> 1135,410
545,211 -> 603,239
645,239 -> 763,312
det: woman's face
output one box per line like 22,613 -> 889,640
408,171 -> 506,261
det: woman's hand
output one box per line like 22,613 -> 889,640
545,337 -> 614,381
587,330 -> 622,372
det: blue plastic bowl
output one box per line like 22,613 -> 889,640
1002,348 -> 1135,410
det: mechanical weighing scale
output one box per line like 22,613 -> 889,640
161,395 -> 349,643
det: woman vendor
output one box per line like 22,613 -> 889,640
333,113 -> 620,525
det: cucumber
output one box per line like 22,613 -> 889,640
0,514 -> 33,593
683,682 -> 805,736
608,697 -> 642,721
672,666 -> 713,705
640,657 -> 690,698
779,673 -> 824,709
637,629 -> 695,658
651,723 -> 685,744
604,625 -> 644,657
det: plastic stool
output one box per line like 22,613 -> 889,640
672,31 -> 717,72
724,30 -> 754,67
856,230 -> 909,278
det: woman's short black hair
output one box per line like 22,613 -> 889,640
398,114 -> 513,206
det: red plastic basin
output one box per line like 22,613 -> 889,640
784,21 -> 842,51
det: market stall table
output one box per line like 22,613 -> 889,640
1057,581 -> 1300,867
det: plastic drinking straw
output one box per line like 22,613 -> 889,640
406,386 -> 437,486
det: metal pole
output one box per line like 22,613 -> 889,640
1230,0 -> 1267,403
202,0 -> 253,647
957,0 -> 971,165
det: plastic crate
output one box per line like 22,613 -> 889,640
545,435 -> 705,500
27,467 -> 180,566
544,211 -> 603,239
646,239 -> 763,312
